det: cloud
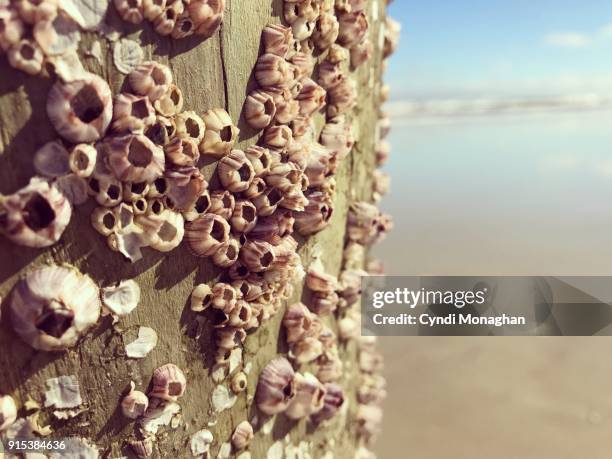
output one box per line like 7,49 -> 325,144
544,32 -> 591,48
599,23 -> 612,38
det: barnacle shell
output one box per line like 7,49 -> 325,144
231,371 -> 248,393
283,302 -> 315,343
291,16 -> 316,41
121,384 -> 149,419
243,90 -> 276,130
107,134 -> 165,183
150,363 -> 187,401
125,326 -> 157,358
337,11 -> 368,48
289,336 -> 323,364
33,140 -> 70,178
294,190 -> 333,235
112,93 -> 156,133
230,200 -> 257,233
69,144 -> 97,178
320,116 -> 354,159
255,357 -> 296,415
154,84 -> 183,116
0,8 -> 24,52
191,283 -> 212,312
190,429 -> 214,457
172,9 -> 195,39
47,72 -> 113,143
245,146 -> 272,177
33,12 -> 80,57
188,0 -> 225,37
135,209 -> 185,252
0,178 -> 71,248
262,23 -> 292,57
296,78 -> 326,116
200,108 -> 238,158
9,265 -> 100,351
312,12 -> 339,49
317,352 -> 343,383
60,0 -> 109,31
384,16 -> 401,58
165,167 -> 207,211
164,136 -> 200,167
88,173 -> 123,207
153,1 -> 182,36
231,420 -> 253,450
211,237 -> 241,268
0,395 -> 17,431
208,189 -> 235,219
310,290 -> 339,315
101,279 -> 140,316
252,187 -> 284,217
240,240 -> 275,273
15,0 -> 57,25
129,438 -> 153,458
255,53 -> 295,89
285,372 -> 326,419
317,60 -> 343,89
114,0 -> 144,24
129,61 -> 173,102
268,88 -> 299,125
185,213 -> 230,257
327,78 -> 357,118
311,383 -> 344,423
217,150 -> 255,193
284,0 -> 319,24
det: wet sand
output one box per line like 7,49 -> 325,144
373,110 -> 612,457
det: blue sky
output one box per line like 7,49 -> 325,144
386,1 -> 612,100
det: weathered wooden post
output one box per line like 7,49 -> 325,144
0,0 -> 398,457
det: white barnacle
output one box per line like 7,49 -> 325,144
9,265 -> 100,351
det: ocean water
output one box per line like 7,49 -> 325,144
374,109 -> 612,276
374,109 -> 612,458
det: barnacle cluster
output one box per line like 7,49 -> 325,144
121,363 -> 187,456
0,0 -> 399,455
0,0 -> 86,77
113,0 -> 225,39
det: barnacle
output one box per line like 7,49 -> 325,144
231,421 -> 253,450
243,90 -> 276,130
111,93 -> 156,134
217,150 -> 255,193
129,61 -> 173,102
262,23 -> 293,58
106,134 -> 165,183
9,265 -> 100,351
114,0 -> 144,24
230,200 -> 257,234
121,384 -> 149,419
33,140 -> 70,178
285,372 -> 326,419
47,72 -> 113,143
7,38 -> 43,75
186,213 -> 231,257
150,363 -> 187,401
188,0 -> 225,37
255,53 -> 295,89
255,357 -> 296,415
0,178 -> 71,248
200,108 -> 238,158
